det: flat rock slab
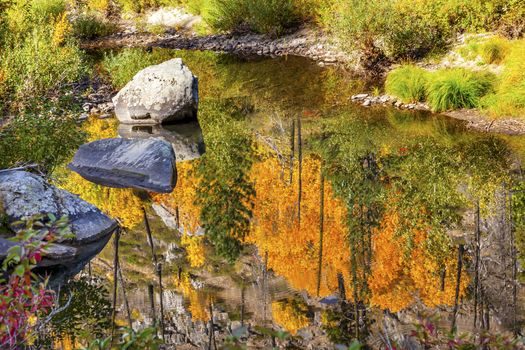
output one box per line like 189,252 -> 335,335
113,58 -> 198,124
0,171 -> 118,244
68,137 -> 177,193
118,120 -> 205,161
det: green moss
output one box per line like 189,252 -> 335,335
385,65 -> 429,103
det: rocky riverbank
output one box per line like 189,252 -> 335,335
350,93 -> 525,135
81,26 -> 356,68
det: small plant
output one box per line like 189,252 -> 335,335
427,68 -> 495,112
76,327 -> 162,350
0,215 -> 74,349
72,13 -> 117,39
480,36 -> 510,64
385,65 -> 429,103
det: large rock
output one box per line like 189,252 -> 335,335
113,58 -> 198,124
0,171 -> 117,244
117,120 -> 205,161
0,171 -> 118,284
68,138 -> 177,193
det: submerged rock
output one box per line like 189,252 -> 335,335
113,58 -> 198,124
0,171 -> 118,283
68,138 -> 177,193
117,120 -> 205,161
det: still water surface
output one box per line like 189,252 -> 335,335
53,50 -> 525,348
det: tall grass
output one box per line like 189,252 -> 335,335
459,36 -> 510,64
483,39 -> 525,117
385,65 -> 429,103
427,69 -> 495,112
480,36 -> 510,64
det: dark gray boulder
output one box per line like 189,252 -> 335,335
68,138 -> 177,193
112,58 -> 198,124
0,171 -> 118,244
0,170 -> 118,283
117,120 -> 205,161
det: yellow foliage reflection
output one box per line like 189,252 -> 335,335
271,299 -> 309,335
58,117 -> 142,228
181,234 -> 206,268
60,172 -> 143,229
177,273 -> 210,322
153,161 -> 201,234
247,156 -> 351,298
368,210 -> 469,312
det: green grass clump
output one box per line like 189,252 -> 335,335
458,36 -> 510,64
427,69 -> 496,112
385,65 -> 429,103
482,39 -> 525,117
73,13 -> 118,39
480,36 -> 510,64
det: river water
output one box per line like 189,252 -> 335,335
52,49 -> 525,349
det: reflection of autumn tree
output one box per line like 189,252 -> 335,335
181,234 -> 206,268
84,117 -> 118,141
153,161 -> 200,234
369,209 -> 469,312
60,172 -> 143,229
176,273 -> 210,322
195,100 -> 255,262
271,298 -> 309,335
247,156 -> 351,297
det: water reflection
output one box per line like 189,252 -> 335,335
118,121 -> 205,162
51,50 -> 525,347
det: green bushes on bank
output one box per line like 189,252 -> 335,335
0,1 -> 86,110
319,0 -> 525,63
72,13 -> 117,39
204,0 -> 299,36
385,65 -> 429,103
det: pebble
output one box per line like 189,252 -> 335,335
351,93 -> 369,100
362,99 -> 372,107
78,113 -> 89,122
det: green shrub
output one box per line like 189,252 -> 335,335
206,0 -> 298,36
385,65 -> 429,103
0,112 -> 86,173
483,39 -> 525,117
0,28 -> 85,107
321,0 -> 452,62
427,69 -> 496,112
72,13 -> 117,39
31,0 -> 66,21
